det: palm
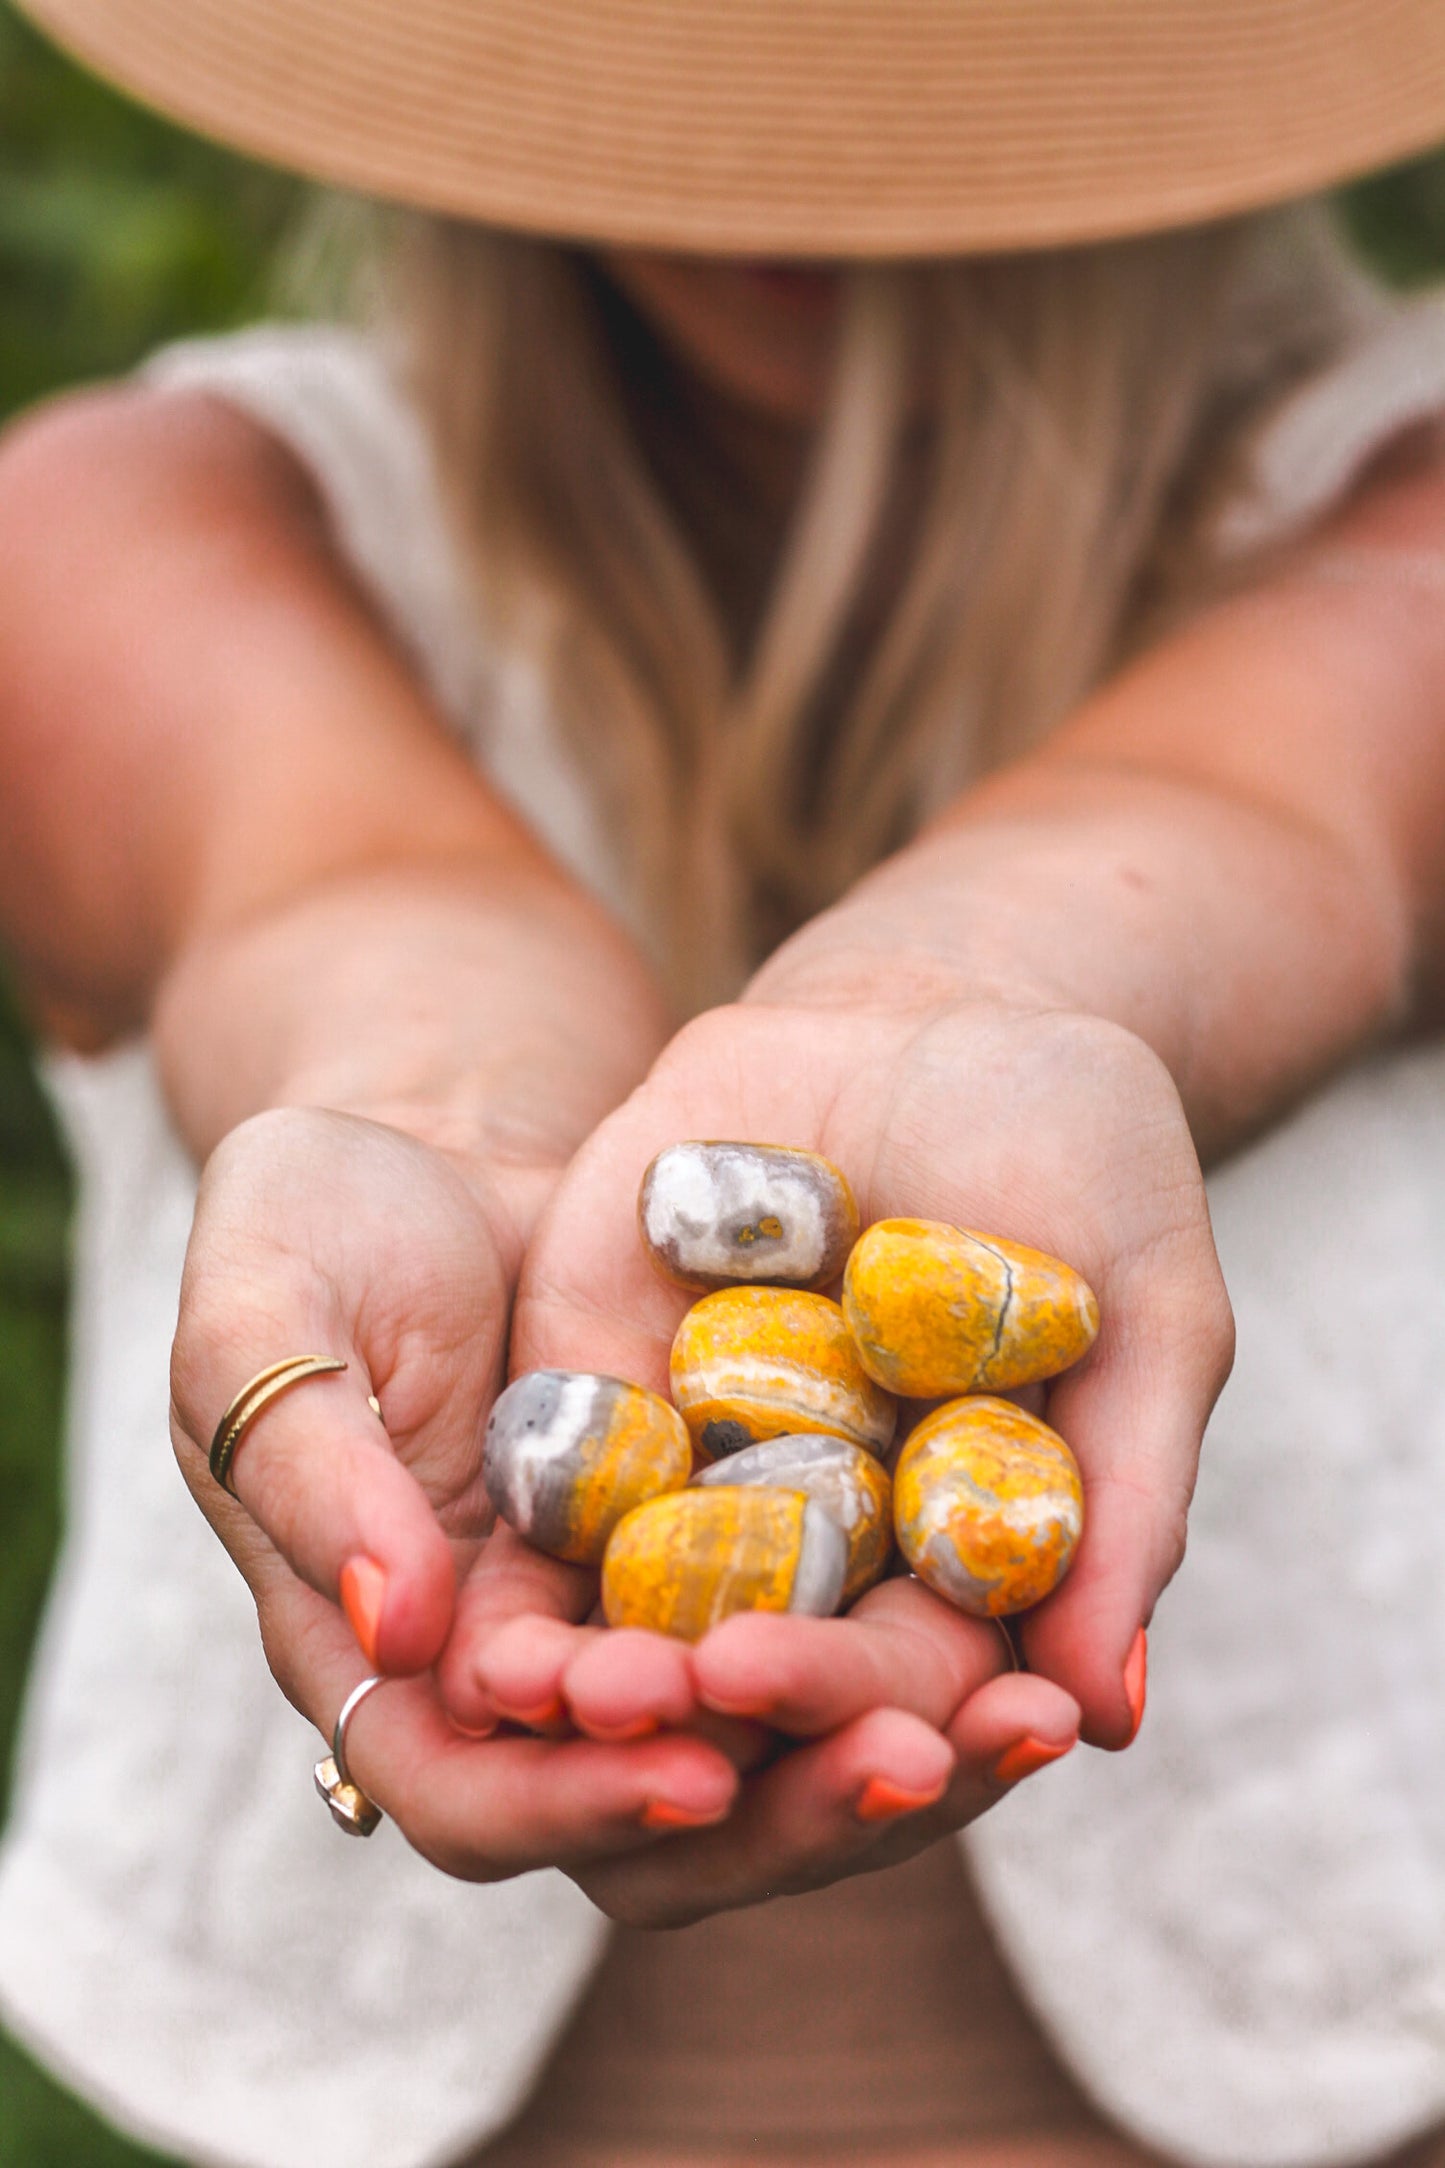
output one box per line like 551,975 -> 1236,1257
512,992 -> 1231,1740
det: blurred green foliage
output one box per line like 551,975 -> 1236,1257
0,4 -> 299,2158
1341,148 -> 1445,285
0,3 -> 298,414
0,0 -> 1441,2157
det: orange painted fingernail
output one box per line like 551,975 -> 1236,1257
992,1733 -> 1075,1786
587,1714 -> 660,1742
855,1774 -> 948,1824
339,1555 -> 387,1666
496,1693 -> 566,1729
1123,1627 -> 1148,1744
641,1798 -> 728,1831
448,1714 -> 499,1741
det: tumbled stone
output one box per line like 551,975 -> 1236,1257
843,1218 -> 1099,1398
601,1486 -> 847,1640
638,1141 -> 860,1293
695,1432 -> 893,1604
670,1286 -> 896,1464
483,1370 -> 691,1566
893,1396 -> 1084,1618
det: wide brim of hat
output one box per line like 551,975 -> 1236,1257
16,0 -> 1445,257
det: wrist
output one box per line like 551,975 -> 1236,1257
155,860 -> 669,1198
746,754 -> 1407,1160
743,843 -> 1075,1028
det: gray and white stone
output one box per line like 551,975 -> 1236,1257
639,1141 -> 859,1292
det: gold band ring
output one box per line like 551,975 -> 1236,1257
313,1674 -> 387,1838
208,1355 -> 349,1497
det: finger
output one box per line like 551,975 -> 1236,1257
559,1626 -> 703,1737
171,1358 -> 456,1675
558,1630 -> 774,1769
943,1668 -> 1081,1795
252,1565 -> 742,1874
576,1706 -> 956,1927
437,1521 -> 598,1732
689,1577 -> 1009,1736
511,1006 -> 861,1386
1019,1219 -> 1232,1747
348,1693 -> 743,1876
852,1013 -> 1232,1751
577,1668 -> 1084,1928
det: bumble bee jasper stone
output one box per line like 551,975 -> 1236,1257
602,1486 -> 848,1640
695,1433 -> 893,1605
843,1217 -> 1100,1398
893,1396 -> 1084,1618
483,1370 -> 691,1565
638,1141 -> 860,1292
670,1286 -> 896,1463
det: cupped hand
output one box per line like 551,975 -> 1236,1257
487,984 -> 1233,1751
170,1104 -> 513,1681
440,1519 -> 1080,1925
169,1101 -> 753,1878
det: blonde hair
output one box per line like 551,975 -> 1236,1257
382,208 -> 1368,1013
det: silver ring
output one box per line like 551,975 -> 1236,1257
313,1675 -> 387,1837
333,1673 -> 387,1790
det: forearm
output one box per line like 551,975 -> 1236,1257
155,858 -> 667,1233
754,462 -> 1445,1158
0,385 -> 667,1219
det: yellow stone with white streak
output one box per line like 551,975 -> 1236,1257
843,1218 -> 1099,1398
602,1486 -> 848,1640
893,1396 -> 1084,1617
670,1287 -> 896,1463
484,1370 -> 691,1565
695,1432 -> 893,1604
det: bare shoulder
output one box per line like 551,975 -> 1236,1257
0,375 -> 322,542
0,374 -> 474,1047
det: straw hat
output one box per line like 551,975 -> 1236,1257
15,0 -> 1445,256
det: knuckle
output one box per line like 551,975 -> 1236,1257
1156,1498 -> 1191,1590
595,1882 -> 707,1930
238,1439 -> 320,1562
403,1808 -> 490,1881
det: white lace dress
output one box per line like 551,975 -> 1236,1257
1,249 -> 1445,2168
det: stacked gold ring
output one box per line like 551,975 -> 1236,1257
207,1355 -> 349,1497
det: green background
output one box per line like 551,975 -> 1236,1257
0,1 -> 1442,2157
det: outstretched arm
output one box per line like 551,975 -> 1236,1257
462,448 -> 1445,1920
0,383 -> 754,1869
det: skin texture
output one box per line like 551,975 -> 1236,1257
2,259 -> 1445,1921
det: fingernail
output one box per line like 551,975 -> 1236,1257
641,1798 -> 729,1831
855,1774 -> 948,1824
1123,1627 -> 1148,1744
992,1733 -> 1076,1786
448,1714 -> 499,1741
494,1693 -> 566,1729
339,1555 -> 387,1666
586,1714 -> 660,1742
698,1687 -> 772,1719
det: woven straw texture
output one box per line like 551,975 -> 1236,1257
16,2 -> 1445,254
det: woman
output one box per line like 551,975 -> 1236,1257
1,6 -> 1444,2166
